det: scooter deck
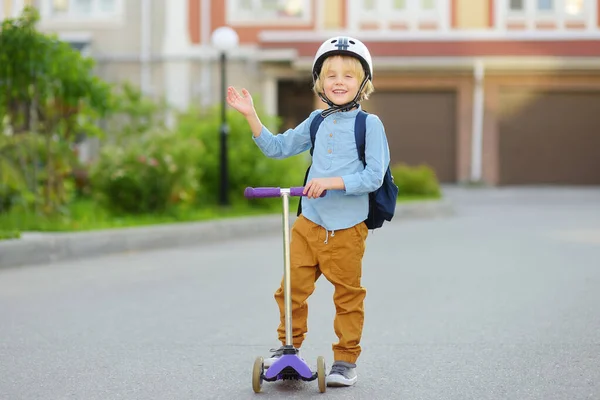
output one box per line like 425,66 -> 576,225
263,354 -> 316,381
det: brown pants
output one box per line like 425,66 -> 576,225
274,214 -> 368,364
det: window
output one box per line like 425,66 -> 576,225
353,0 -> 448,30
98,0 -> 115,12
421,0 -> 435,10
50,0 -> 118,16
509,0 -> 524,11
364,0 -> 376,11
565,0 -> 583,15
537,0 -> 553,10
501,0 -> 593,30
393,0 -> 406,9
228,0 -> 310,23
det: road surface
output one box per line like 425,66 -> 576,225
1,188 -> 599,400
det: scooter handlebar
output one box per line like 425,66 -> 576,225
244,187 -> 327,199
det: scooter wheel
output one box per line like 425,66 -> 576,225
252,356 -> 264,393
317,356 -> 326,393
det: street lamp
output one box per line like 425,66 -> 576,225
211,26 -> 239,206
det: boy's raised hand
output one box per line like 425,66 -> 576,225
227,87 -> 255,116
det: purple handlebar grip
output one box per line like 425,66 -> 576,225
290,187 -> 327,198
244,187 -> 327,199
289,187 -> 305,196
244,187 -> 282,198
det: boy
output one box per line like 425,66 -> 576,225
226,36 -> 390,387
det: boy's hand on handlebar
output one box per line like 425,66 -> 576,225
303,177 -> 344,199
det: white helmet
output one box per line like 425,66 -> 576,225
312,36 -> 373,82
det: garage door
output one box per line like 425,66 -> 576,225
364,91 -> 457,182
499,90 -> 600,185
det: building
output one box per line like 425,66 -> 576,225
2,0 -> 600,185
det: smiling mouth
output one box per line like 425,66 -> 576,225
332,90 -> 347,95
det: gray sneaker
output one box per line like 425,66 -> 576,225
326,361 -> 357,387
263,346 -> 302,369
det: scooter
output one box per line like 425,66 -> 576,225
244,186 -> 327,394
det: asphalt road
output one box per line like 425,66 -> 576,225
1,188 -> 599,400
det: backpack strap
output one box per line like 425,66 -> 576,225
309,113 -> 325,156
354,110 -> 368,167
298,113 -> 325,216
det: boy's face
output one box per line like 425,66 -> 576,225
322,56 -> 360,106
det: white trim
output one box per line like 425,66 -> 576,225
256,48 -> 298,61
201,0 -> 211,45
226,0 -> 312,26
586,0 -> 597,31
162,0 -> 191,55
56,31 -> 93,42
164,60 -> 191,124
38,19 -> 125,29
199,0 -> 213,106
258,29 -> 600,41
315,0 -> 324,31
291,55 -> 600,70
262,76 -> 278,121
470,60 -> 485,183
11,0 -> 24,18
140,0 -> 152,94
88,50 -> 600,71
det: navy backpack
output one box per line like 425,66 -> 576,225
297,110 -> 399,230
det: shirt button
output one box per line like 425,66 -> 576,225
333,120 -> 337,124
329,133 -> 333,137
328,149 -> 332,154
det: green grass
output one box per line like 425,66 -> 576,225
0,194 -> 440,235
0,197 -> 299,233
0,230 -> 20,240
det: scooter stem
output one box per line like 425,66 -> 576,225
281,192 -> 293,346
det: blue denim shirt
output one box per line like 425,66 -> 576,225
253,106 -> 391,231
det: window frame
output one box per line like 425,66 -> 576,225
38,0 -> 124,21
350,0 -> 449,31
501,0 -> 594,30
226,0 -> 312,26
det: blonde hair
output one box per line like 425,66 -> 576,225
312,55 -> 375,102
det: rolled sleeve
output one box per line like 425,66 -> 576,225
251,112 -> 319,159
342,173 -> 362,194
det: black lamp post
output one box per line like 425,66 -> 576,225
211,26 -> 239,206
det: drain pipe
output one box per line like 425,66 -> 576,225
140,0 -> 151,94
200,0 -> 212,106
470,59 -> 485,183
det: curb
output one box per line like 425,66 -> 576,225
0,199 -> 454,269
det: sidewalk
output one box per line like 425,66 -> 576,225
0,199 -> 454,269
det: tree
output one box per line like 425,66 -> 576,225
0,7 -> 113,214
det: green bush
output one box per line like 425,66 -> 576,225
0,183 -> 20,213
175,105 -> 308,206
0,132 -> 78,214
89,129 -> 203,214
392,163 -> 442,198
